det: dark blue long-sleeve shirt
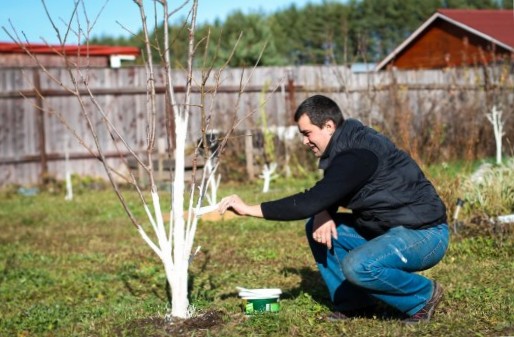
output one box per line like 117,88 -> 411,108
260,149 -> 378,220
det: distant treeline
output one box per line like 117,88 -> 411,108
90,0 -> 513,67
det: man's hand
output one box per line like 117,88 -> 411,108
312,210 -> 338,249
218,194 -> 264,218
219,194 -> 246,215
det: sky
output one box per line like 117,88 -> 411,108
0,0 -> 325,44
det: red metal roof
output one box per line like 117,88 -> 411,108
437,9 -> 514,48
0,42 -> 140,56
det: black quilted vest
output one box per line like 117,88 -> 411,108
319,119 -> 447,236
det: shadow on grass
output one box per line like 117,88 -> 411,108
282,267 -> 406,320
281,267 -> 332,307
216,266 -> 330,307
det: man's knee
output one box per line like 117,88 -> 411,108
341,251 -> 380,287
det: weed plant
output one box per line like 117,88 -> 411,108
461,159 -> 514,217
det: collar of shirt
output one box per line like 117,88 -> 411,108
319,122 -> 345,170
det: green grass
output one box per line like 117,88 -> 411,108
0,177 -> 513,337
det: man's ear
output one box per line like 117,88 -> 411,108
324,120 -> 336,133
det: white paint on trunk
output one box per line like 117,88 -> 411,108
486,105 -> 504,165
260,162 -> 278,193
195,204 -> 219,216
169,112 -> 191,318
204,157 -> 220,206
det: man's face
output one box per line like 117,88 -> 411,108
297,114 -> 335,157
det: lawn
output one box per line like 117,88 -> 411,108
0,177 -> 513,337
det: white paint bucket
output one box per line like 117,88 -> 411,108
237,288 -> 282,314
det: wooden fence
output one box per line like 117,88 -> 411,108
1,64 -> 513,186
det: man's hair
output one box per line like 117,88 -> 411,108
293,95 -> 344,128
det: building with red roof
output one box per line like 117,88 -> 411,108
376,9 -> 514,70
0,42 -> 140,68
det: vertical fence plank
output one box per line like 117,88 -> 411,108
33,69 -> 48,182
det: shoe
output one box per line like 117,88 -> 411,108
326,306 -> 374,321
403,281 -> 444,324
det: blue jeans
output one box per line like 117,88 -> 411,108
306,214 -> 449,316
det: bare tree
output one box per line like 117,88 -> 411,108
4,0 -> 270,320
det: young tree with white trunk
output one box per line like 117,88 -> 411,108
258,82 -> 278,193
486,105 -> 505,165
5,0 -> 271,320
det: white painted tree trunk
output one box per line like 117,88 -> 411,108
205,157 -> 221,206
169,258 -> 189,318
260,162 -> 277,193
170,113 -> 190,318
486,105 -> 504,165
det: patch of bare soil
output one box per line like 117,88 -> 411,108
120,310 -> 226,337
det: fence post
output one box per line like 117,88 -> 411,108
245,130 -> 255,180
286,70 -> 296,122
33,69 -> 48,183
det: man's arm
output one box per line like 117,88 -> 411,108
260,149 -> 378,220
219,149 -> 378,226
